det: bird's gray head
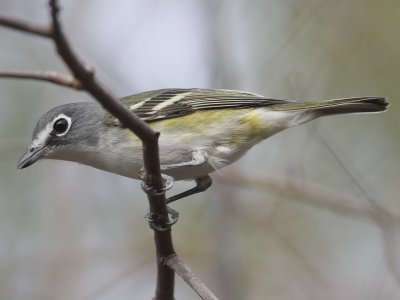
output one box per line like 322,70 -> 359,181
17,102 -> 103,169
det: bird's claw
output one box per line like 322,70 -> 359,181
140,174 -> 175,196
145,206 -> 179,231
140,173 -> 178,231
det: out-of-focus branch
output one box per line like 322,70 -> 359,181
0,15 -> 52,37
217,170 -> 400,225
0,70 -> 82,89
166,255 -> 219,300
219,170 -> 400,288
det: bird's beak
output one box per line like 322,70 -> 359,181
17,144 -> 48,169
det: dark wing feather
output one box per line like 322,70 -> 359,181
105,88 -> 289,125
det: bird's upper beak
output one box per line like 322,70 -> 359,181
17,144 -> 48,169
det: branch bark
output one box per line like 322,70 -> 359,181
48,1 -> 175,298
0,15 -> 52,37
0,70 -> 82,89
0,2 -> 204,299
166,255 -> 219,300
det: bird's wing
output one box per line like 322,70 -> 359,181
105,88 -> 290,125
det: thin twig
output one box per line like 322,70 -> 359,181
0,3 -> 219,299
48,1 -> 176,299
0,15 -> 52,37
0,70 -> 82,89
48,1 -> 156,144
166,255 -> 220,300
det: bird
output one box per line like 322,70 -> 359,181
17,88 -> 388,203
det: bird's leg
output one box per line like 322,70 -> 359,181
166,175 -> 212,204
140,173 -> 175,195
144,205 -> 179,232
140,150 -> 211,229
140,149 -> 208,195
142,175 -> 213,230
140,173 -> 178,231
158,150 -> 212,203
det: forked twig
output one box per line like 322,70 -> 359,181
0,2 -> 220,299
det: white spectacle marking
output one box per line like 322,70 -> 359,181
31,113 -> 72,147
153,92 -> 190,111
130,100 -> 146,111
53,113 -> 72,137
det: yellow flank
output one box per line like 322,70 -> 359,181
238,110 -> 266,139
145,108 -> 267,144
151,109 -> 229,131
123,109 -> 268,147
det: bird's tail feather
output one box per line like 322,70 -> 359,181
271,97 -> 389,116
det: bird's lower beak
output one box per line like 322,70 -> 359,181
17,145 -> 48,169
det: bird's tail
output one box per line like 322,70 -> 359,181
271,97 -> 389,116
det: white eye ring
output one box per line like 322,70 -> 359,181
52,114 -> 72,136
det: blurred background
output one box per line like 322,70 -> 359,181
0,0 -> 399,299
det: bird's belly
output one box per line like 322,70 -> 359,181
71,148 -> 241,181
160,143 -> 250,180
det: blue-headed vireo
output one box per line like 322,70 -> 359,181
17,88 -> 388,202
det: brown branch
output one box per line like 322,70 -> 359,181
217,170 -> 400,225
166,255 -> 220,300
0,70 -> 82,89
48,1 -> 175,299
48,1 -> 156,144
0,15 -> 52,37
0,3 -> 219,299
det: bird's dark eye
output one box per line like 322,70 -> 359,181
53,118 -> 69,134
